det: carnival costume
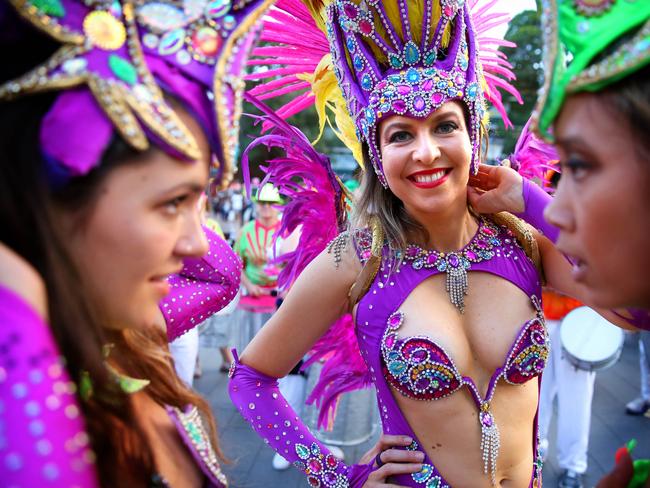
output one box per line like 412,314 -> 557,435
0,0 -> 273,484
227,1 -> 559,486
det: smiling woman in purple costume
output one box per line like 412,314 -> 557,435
226,1 -> 636,487
0,0 -> 273,486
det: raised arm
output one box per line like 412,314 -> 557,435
161,226 -> 242,342
229,238 -> 424,487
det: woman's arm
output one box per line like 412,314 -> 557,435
0,244 -> 99,486
161,226 -> 242,341
229,240 -> 424,486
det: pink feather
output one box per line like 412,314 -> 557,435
241,94 -> 372,430
510,118 -> 559,191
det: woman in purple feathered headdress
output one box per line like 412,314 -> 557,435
0,0 -> 273,485
227,1 -> 642,487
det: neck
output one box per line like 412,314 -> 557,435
258,217 -> 278,228
407,201 -> 478,252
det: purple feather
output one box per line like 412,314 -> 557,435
510,118 -> 560,191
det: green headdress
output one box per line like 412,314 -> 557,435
533,0 -> 650,141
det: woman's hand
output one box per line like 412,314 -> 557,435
359,435 -> 425,487
467,162 -> 525,215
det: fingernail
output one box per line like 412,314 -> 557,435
415,452 -> 425,461
404,436 -> 413,443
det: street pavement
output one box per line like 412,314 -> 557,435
195,333 -> 650,488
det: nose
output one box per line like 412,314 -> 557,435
544,178 -> 574,233
412,131 -> 440,165
176,209 -> 209,258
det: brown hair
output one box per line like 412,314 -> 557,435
0,15 -> 223,487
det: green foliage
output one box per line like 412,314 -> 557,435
494,8 -> 544,155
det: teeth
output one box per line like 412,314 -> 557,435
414,170 -> 445,183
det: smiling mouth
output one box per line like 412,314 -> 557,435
408,168 -> 451,187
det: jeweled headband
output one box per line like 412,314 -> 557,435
0,0 -> 274,187
247,0 -> 521,187
532,0 -> 650,141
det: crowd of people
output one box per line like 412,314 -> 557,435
1,0 -> 649,487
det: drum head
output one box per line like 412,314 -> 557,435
560,307 -> 624,368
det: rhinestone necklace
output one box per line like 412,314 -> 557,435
401,218 -> 502,312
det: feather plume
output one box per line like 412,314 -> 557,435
510,118 -> 559,191
241,94 -> 372,429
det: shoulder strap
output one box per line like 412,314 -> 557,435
491,212 -> 546,285
348,217 -> 384,308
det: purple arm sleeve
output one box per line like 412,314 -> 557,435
228,351 -> 374,487
613,308 -> 650,331
514,177 -> 559,243
161,226 -> 242,342
0,286 -> 98,487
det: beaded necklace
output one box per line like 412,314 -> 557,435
401,218 -> 502,312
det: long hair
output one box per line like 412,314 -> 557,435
0,13 -> 223,487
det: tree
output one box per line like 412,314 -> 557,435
493,9 -> 544,155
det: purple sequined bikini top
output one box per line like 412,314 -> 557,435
366,217 -> 549,405
381,310 -> 548,404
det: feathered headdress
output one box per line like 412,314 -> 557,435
248,0 -> 521,186
0,0 -> 274,187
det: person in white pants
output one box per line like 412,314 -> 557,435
169,327 -> 200,387
625,331 -> 650,415
538,317 -> 596,488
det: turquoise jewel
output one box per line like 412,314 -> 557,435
459,57 -> 468,71
412,464 -> 433,483
406,68 -> 421,83
388,360 -> 407,376
387,351 -> 400,361
205,0 -> 231,19
109,55 -> 137,85
31,0 -> 65,17
379,102 -> 390,112
404,41 -> 421,65
158,28 -> 185,55
389,53 -> 404,69
436,261 -> 447,272
388,74 -> 401,83
295,443 -> 310,460
365,107 -> 376,124
424,50 -> 437,66
426,476 -> 442,488
466,82 -> 479,100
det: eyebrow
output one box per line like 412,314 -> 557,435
161,182 -> 206,195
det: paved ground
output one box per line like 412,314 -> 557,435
195,333 -> 650,488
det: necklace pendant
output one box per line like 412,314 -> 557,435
479,405 -> 500,486
444,252 -> 469,312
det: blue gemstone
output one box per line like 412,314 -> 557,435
437,80 -> 448,89
467,83 -> 479,99
387,351 -> 400,361
361,73 -> 372,90
436,261 -> 447,272
388,360 -> 407,375
388,74 -> 401,83
459,58 -> 468,70
426,476 -> 441,488
412,464 -> 433,483
447,87 -> 457,97
311,442 -> 320,455
389,53 -> 403,69
490,238 -> 501,245
424,50 -> 437,66
481,250 -> 493,259
404,41 -> 420,65
380,102 -> 390,112
413,259 -> 424,270
353,55 -> 364,70
365,108 -> 376,124
406,68 -> 421,83
346,38 -> 356,52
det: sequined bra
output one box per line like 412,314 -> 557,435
381,309 -> 549,403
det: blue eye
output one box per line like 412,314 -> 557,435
436,122 -> 458,134
389,131 -> 412,143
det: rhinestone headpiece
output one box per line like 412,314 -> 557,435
0,0 -> 273,187
325,0 -> 486,186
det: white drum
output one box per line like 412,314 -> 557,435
560,306 -> 624,371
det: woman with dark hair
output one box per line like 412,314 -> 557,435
469,2 -> 650,316
0,0 -> 272,485
225,1 -> 635,487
